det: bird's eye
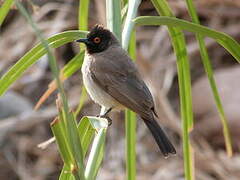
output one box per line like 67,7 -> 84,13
93,37 -> 101,44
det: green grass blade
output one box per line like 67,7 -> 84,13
148,1 -> 194,179
185,0 -> 232,156
64,112 -> 85,179
125,110 -> 136,180
51,117 -> 74,167
122,0 -> 141,50
88,116 -> 108,130
121,1 -> 140,179
54,106 -> 77,180
125,31 -> 136,180
84,117 -> 108,180
134,16 -> 240,62
185,0 -> 200,24
93,143 -> 105,180
77,0 -> 89,122
85,128 -> 106,180
15,0 -> 72,130
122,0 -> 128,5
77,116 -> 95,156
199,37 -> 233,156
121,4 -> 128,22
151,0 -> 173,17
59,116 -> 98,180
74,86 -> 87,118
75,0 -> 88,120
170,27 -> 193,179
15,2 -> 86,179
0,30 -> 88,96
128,31 -> 136,59
106,0 -> 122,41
184,0 -> 201,131
59,115 -> 96,180
0,0 -> 14,26
59,164 -> 75,180
78,0 -> 89,31
134,18 -> 240,160
34,52 -> 85,110
63,51 -> 85,78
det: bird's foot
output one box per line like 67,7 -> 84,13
97,115 -> 112,126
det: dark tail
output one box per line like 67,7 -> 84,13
142,116 -> 176,157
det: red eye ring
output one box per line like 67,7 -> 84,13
93,37 -> 101,44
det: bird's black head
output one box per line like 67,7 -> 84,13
76,25 -> 117,54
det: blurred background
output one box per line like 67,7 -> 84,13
0,0 -> 240,179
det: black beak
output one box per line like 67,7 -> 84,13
76,38 -> 89,44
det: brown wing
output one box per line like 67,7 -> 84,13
90,50 -> 154,118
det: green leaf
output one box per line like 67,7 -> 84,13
184,0 -> 233,157
83,116 -> 108,180
93,142 -> 105,180
59,116 -> 106,180
125,31 -> 136,180
87,116 -> 108,130
0,0 -> 14,26
51,117 -> 73,167
74,86 -> 88,118
106,0 -> 122,41
0,30 -> 88,96
122,0 -> 141,50
84,128 -> 107,180
121,4 -> 128,22
151,0 -> 173,17
59,164 -> 75,180
78,0 -> 89,31
77,0 -> 89,123
64,112 -> 85,179
121,1 -> 140,180
15,2 -> 85,179
85,128 -> 106,180
77,116 -> 95,157
148,1 -> 194,179
125,110 -> 136,180
134,16 -> 240,62
63,51 -> 85,77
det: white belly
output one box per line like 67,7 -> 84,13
81,55 -> 122,110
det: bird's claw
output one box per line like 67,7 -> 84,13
97,115 -> 112,126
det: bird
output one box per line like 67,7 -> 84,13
76,24 -> 176,157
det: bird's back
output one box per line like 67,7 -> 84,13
89,45 -> 155,118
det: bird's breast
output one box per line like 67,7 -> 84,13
81,55 -> 123,110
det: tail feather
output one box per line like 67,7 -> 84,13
142,116 -> 176,157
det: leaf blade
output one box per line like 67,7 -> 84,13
0,31 -> 88,96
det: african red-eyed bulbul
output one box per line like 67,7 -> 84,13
76,25 -> 176,157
